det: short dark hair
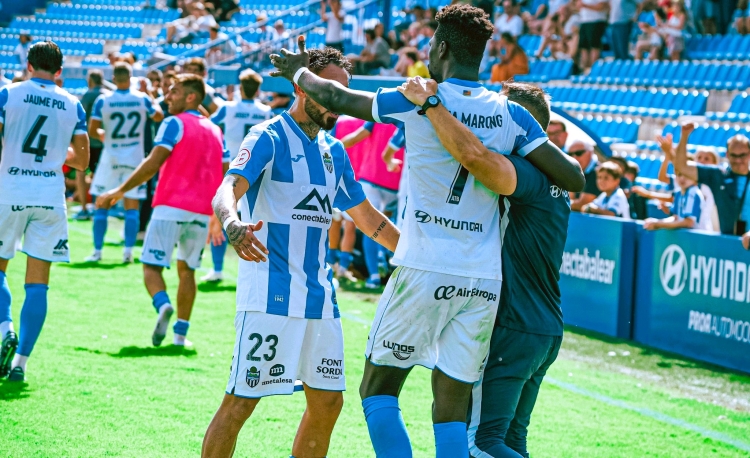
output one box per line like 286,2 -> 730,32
308,47 -> 353,76
434,4 -> 494,68
174,73 -> 206,102
597,161 -> 623,180
548,119 -> 566,132
28,41 -> 64,74
88,69 -> 103,86
240,68 -> 263,99
364,28 -> 377,39
625,160 -> 640,177
113,62 -> 132,82
500,32 -> 516,44
163,70 -> 177,80
501,82 -> 550,129
184,57 -> 206,74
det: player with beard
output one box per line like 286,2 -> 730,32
270,5 -> 584,456
202,48 -> 401,458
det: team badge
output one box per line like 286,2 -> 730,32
246,366 -> 260,388
322,151 -> 333,173
232,148 -> 251,167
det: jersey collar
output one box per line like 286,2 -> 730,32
444,78 -> 482,88
31,77 -> 55,85
282,111 -> 319,145
184,109 -> 201,116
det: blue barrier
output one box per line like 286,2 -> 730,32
559,213 -> 636,339
634,229 -> 750,373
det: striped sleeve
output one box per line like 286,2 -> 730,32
74,101 -> 88,135
508,100 -> 548,157
227,129 -> 275,185
372,87 -> 416,125
154,116 -> 184,151
143,95 -> 156,116
333,144 -> 366,211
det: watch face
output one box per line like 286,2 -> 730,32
428,96 -> 439,105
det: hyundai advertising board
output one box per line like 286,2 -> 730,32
559,213 -> 636,338
635,230 -> 750,373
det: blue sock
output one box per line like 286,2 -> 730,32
326,248 -> 340,266
173,319 -> 189,336
434,422 -> 469,458
339,252 -> 353,270
363,237 -> 381,279
152,290 -> 171,314
92,208 -> 108,250
362,395 -> 412,457
17,284 -> 49,357
0,271 -> 12,328
124,209 -> 140,248
211,238 -> 228,273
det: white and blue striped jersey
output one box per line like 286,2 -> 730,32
228,111 -> 366,319
210,98 -> 272,160
372,78 -> 548,280
0,78 -> 87,207
673,185 -> 705,226
91,88 -> 156,166
592,188 -> 631,219
153,110 -> 231,162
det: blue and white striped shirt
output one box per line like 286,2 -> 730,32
228,111 -> 365,319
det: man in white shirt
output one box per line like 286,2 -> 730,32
321,0 -> 345,52
578,0 -> 609,71
495,0 -> 526,37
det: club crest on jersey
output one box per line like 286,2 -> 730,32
232,148 -> 251,167
322,151 -> 333,173
246,366 -> 260,388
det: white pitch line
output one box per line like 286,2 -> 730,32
546,377 -> 750,453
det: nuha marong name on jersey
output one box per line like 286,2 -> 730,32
451,111 -> 503,130
23,94 -> 68,110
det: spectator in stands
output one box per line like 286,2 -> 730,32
182,57 -> 219,114
74,70 -> 109,221
626,160 -> 651,219
155,70 -> 176,132
523,0 -> 551,34
735,0 -> 750,34
394,47 -> 430,77
547,119 -> 569,150
692,0 -> 716,34
147,70 -> 163,98
716,0 -> 738,33
538,6 -> 582,59
694,149 -> 721,231
206,0 -> 239,22
167,3 -> 217,44
673,123 -> 750,241
609,0 -> 641,60
609,155 -> 633,191
274,19 -> 291,46
350,28 -> 391,75
495,0 -> 526,37
635,21 -> 663,59
321,0 -> 345,52
578,0 -> 609,72
569,140 -> 602,211
417,21 -> 437,58
658,0 -> 686,60
205,24 -> 236,66
582,162 -> 632,218
14,33 -> 32,75
643,172 -> 705,230
490,33 -> 530,82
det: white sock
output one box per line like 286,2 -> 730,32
173,334 -> 186,345
123,247 -> 133,256
12,354 -> 28,371
369,274 -> 380,281
93,249 -> 102,256
0,321 -> 13,339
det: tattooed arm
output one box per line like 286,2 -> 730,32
346,199 -> 400,252
212,174 -> 269,262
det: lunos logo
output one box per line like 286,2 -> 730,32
660,244 -> 688,296
383,341 -> 415,360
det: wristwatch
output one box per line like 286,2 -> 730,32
418,95 -> 441,115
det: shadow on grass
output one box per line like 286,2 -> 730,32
198,282 -> 236,293
59,262 -> 130,270
73,345 -> 197,358
337,281 -> 384,295
0,380 -> 31,400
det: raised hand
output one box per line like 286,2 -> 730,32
269,35 -> 310,82
397,76 -> 438,106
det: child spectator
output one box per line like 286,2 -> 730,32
658,0 -> 686,60
394,47 -> 430,77
490,33 -> 530,82
582,161 -> 632,218
643,173 -> 705,230
635,21 -> 663,59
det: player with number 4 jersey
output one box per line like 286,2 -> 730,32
0,41 -> 90,383
86,62 -> 163,264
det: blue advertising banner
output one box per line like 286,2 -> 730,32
559,213 -> 636,338
634,229 -> 750,373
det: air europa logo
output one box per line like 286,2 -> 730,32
660,244 -> 688,296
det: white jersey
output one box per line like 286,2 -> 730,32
372,79 -> 548,280
91,88 -> 156,166
228,112 -> 365,319
0,78 -> 87,207
592,188 -> 632,219
210,99 -> 272,159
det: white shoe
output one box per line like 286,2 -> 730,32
85,252 -> 102,262
122,252 -> 134,264
200,270 -> 224,282
152,304 -> 174,347
173,338 -> 193,348
336,267 -> 357,282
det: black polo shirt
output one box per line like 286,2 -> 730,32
697,164 -> 749,235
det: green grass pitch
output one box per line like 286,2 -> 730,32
1,219 -> 749,457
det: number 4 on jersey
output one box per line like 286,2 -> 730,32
23,115 -> 49,163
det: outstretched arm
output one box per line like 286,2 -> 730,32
270,36 -> 376,121
212,174 -> 269,262
96,145 -> 171,208
673,124 -> 698,182
656,133 -> 673,184
346,199 -> 400,252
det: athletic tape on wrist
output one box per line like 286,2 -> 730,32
293,68 -> 309,85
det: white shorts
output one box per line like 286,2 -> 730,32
226,311 -> 346,398
361,181 -> 397,213
140,218 -> 208,269
91,153 -> 146,200
365,266 -> 501,383
0,205 -> 69,262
